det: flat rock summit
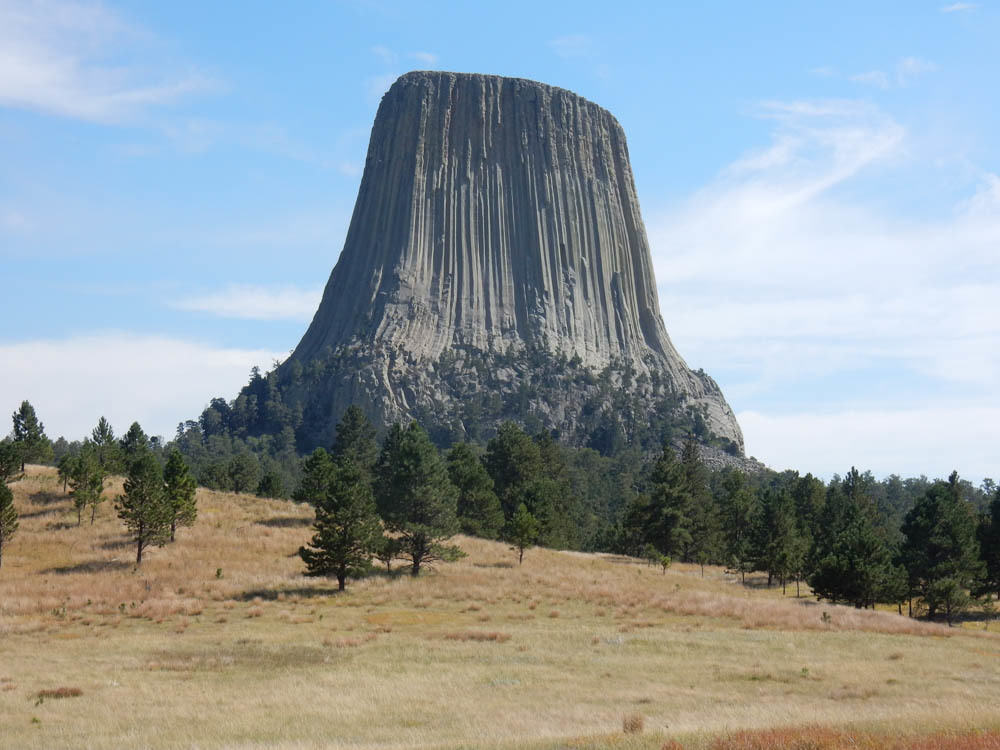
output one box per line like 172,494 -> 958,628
268,71 -> 744,459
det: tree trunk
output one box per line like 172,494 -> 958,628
136,540 -> 143,565
77,506 -> 82,526
337,573 -> 346,591
171,520 -> 176,542
90,503 -> 97,525
518,547 -> 524,565
411,558 -> 420,577
796,578 -> 800,597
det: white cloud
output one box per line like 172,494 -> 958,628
0,0 -> 216,123
896,57 -> 937,86
548,34 -> 592,59
410,51 -> 438,67
941,2 -> 977,11
850,70 -> 890,89
740,406 -> 1000,485
0,333 -> 281,441
647,98 -> 1000,479
172,284 -> 322,321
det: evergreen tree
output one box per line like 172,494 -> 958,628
69,443 -> 105,525
717,470 -> 757,582
506,503 -> 539,564
256,471 -> 286,499
116,450 -> 170,565
298,459 -> 382,590
483,422 -> 543,520
57,453 -> 75,493
901,471 -> 983,622
118,422 -> 149,467
978,489 -> 1000,600
447,442 -> 503,539
648,443 -> 694,560
330,405 -> 378,480
682,437 -> 721,574
91,417 -> 122,474
375,423 -> 460,576
0,482 -> 17,569
11,400 -> 51,470
809,468 -> 894,608
0,439 -> 20,483
163,449 -> 197,541
227,453 -> 260,493
373,423 -> 406,514
294,448 -> 336,506
753,487 -> 801,592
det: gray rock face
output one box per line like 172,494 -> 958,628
289,71 -> 743,453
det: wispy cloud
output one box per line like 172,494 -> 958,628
647,98 -> 1000,479
548,34 -> 592,59
896,56 -> 937,85
172,284 -> 322,321
941,2 -> 977,12
850,70 -> 890,89
410,51 -> 438,67
0,333 -> 281,440
0,0 -> 217,123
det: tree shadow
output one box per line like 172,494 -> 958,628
29,491 -> 67,506
40,560 -> 131,575
44,521 -> 77,531
256,516 -> 312,528
236,586 -> 339,602
99,538 -> 132,551
21,506 -> 61,519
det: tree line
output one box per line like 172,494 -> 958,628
3,398 -> 998,624
1,402 -> 197,567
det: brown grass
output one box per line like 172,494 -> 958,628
623,712 -> 645,734
1,466 -> 999,750
35,687 -> 82,700
708,727 -> 1000,749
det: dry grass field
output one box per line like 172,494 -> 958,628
1,466 -> 999,749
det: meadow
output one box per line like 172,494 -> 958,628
1,466 -> 998,749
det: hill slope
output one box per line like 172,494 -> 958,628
1,466 -> 998,749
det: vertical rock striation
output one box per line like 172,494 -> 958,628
284,71 -> 744,455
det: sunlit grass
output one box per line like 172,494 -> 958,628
1,466 -> 998,749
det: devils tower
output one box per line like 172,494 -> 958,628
257,71 -> 743,456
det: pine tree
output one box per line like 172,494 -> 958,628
57,453 -> 76,493
330,405 -> 378,481
11,400 -> 51,471
298,458 -> 382,590
647,443 -> 693,560
294,448 -> 337,505
978,489 -> 1000,600
118,422 -> 149,467
375,423 -> 460,576
163,449 -> 197,541
116,450 -> 170,565
91,417 -> 122,474
447,442 -> 503,539
506,503 -> 539,564
483,422 -> 543,521
0,439 -> 20,483
717,470 -> 757,583
901,471 -> 983,622
809,468 -> 894,608
69,443 -> 105,525
682,437 -> 720,574
0,482 -> 17,569
753,487 -> 801,592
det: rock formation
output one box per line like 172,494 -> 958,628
273,71 -> 743,456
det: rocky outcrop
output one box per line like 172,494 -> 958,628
283,71 -> 744,454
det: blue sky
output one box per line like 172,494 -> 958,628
1,0 -> 997,484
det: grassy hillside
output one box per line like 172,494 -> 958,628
1,466 -> 999,749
